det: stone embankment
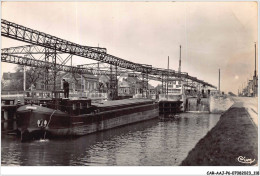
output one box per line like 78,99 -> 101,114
181,97 -> 258,166
209,95 -> 233,113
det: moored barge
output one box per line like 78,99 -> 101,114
16,91 -> 159,141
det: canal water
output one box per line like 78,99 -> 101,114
1,113 -> 220,166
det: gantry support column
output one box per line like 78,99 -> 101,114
142,73 -> 144,98
161,74 -> 164,94
109,64 -> 118,100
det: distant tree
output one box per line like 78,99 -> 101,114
15,66 -> 44,89
2,66 -> 46,91
9,78 -> 23,91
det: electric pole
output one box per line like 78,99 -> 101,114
218,69 -> 220,93
179,45 -> 181,73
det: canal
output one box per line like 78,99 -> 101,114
1,113 -> 220,166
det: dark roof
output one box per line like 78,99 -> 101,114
127,77 -> 139,83
60,72 -> 98,80
82,74 -> 98,80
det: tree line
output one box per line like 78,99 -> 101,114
2,66 -> 54,91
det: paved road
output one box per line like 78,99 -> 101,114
232,97 -> 258,127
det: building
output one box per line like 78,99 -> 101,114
2,72 -> 23,91
118,75 -> 137,96
59,72 -> 99,93
168,80 -> 182,94
118,74 -> 154,97
148,84 -> 155,95
247,80 -> 254,97
118,80 -> 131,96
161,80 -> 183,95
253,75 -> 258,97
98,75 -> 110,93
239,75 -> 258,97
1,73 -> 12,90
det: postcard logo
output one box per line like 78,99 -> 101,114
237,156 -> 255,164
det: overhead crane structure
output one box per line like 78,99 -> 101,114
1,46 -> 187,82
2,46 -> 205,93
1,19 -> 216,99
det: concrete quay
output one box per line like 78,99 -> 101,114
181,97 -> 258,166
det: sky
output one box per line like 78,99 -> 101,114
1,2 -> 258,94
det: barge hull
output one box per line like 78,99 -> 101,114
70,106 -> 158,136
16,99 -> 159,138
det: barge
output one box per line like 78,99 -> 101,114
16,91 -> 159,141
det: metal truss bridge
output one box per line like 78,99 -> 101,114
1,19 -> 216,98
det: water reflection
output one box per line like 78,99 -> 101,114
1,113 -> 220,166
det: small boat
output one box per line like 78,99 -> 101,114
16,90 -> 159,141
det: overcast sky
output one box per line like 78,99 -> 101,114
1,2 -> 258,93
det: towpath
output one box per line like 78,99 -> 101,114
232,97 -> 258,127
181,96 -> 258,166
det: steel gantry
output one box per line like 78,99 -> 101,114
1,19 -> 216,98
1,19 -> 147,73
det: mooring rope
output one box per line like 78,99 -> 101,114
47,110 -> 56,128
43,110 -> 56,140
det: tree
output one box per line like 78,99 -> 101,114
14,66 -> 43,90
2,66 -> 46,91
3,65 -> 68,91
